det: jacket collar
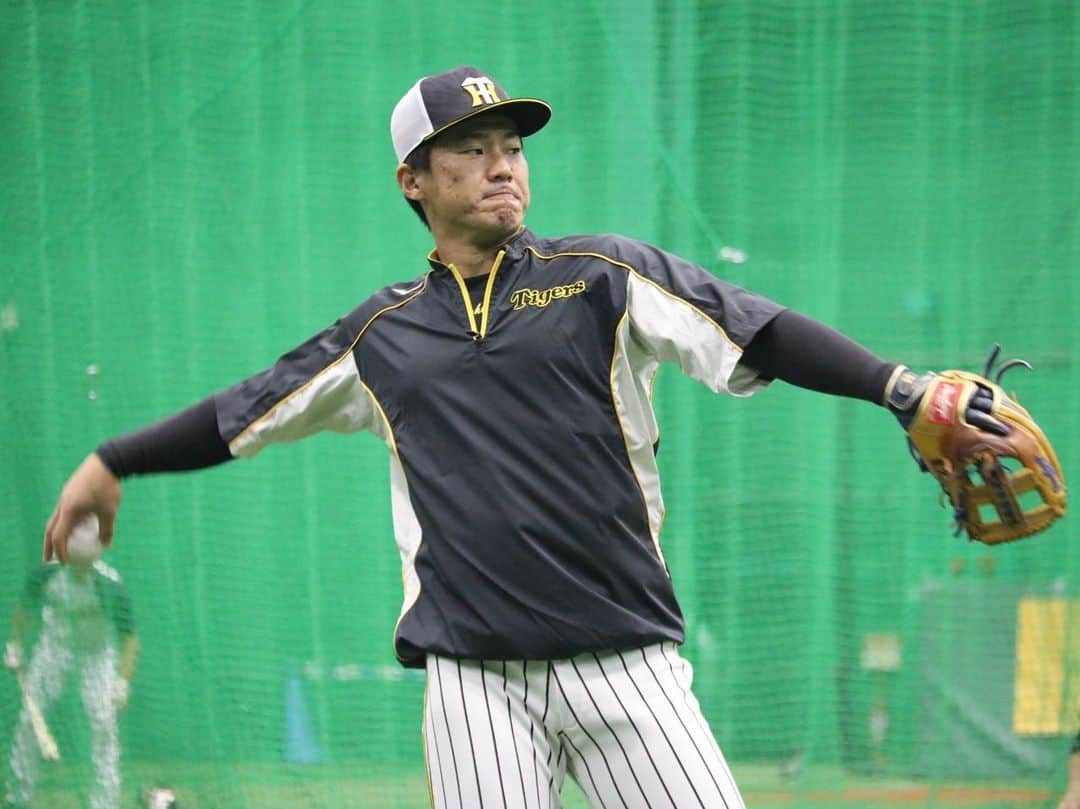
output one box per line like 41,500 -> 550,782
426,227 -> 537,271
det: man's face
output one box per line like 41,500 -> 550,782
402,113 -> 530,242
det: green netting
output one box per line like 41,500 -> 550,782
2,1 -> 1078,806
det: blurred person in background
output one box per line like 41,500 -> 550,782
4,518 -> 138,809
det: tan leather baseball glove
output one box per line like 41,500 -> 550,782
886,345 -> 1066,544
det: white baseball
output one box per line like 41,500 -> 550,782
67,514 -> 103,565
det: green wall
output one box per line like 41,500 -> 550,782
2,1 -> 1077,804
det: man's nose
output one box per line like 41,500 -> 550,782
487,151 -> 513,179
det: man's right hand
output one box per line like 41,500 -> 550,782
3,641 -> 22,672
43,453 -> 122,564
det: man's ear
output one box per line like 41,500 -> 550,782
396,164 -> 423,202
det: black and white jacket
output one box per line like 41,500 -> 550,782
215,228 -> 784,667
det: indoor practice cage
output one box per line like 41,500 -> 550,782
2,1 -> 1078,807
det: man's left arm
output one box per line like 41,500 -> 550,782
118,632 -> 139,683
627,248 -> 1063,542
105,578 -> 138,710
620,239 -> 896,403
112,632 -> 139,711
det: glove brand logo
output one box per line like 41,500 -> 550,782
461,76 -> 500,107
510,280 -> 587,310
928,382 -> 960,425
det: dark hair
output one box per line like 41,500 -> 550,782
403,143 -> 432,229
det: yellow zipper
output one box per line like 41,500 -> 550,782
447,250 -> 506,339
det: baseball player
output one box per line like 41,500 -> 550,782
5,523 -> 138,809
42,66 -> 1010,808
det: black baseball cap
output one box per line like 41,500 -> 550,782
390,66 -> 552,163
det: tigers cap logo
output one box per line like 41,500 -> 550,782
390,66 -> 552,163
460,76 -> 500,106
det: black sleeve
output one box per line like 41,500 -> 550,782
1072,731 -> 1080,755
739,309 -> 898,405
95,396 -> 233,479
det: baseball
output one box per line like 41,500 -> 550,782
67,514 -> 103,566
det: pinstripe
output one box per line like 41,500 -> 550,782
570,658 -> 654,808
553,739 -> 566,807
424,688 -> 449,809
662,645 -> 719,758
614,649 -> 705,809
640,647 -> 728,807
523,661 -> 544,809
428,645 -> 739,808
479,662 -> 509,808
659,644 -> 742,802
502,662 -> 531,809
456,660 -> 486,809
433,658 -> 464,808
543,662 -> 559,802
559,731 -> 610,809
551,663 -> 630,809
421,690 -> 435,809
592,652 -> 681,808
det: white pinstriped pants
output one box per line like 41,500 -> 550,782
423,642 -> 744,809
